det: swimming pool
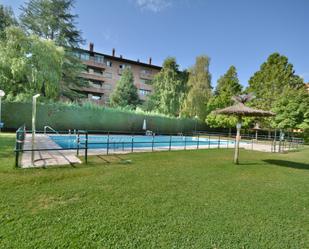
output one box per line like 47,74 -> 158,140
49,134 -> 237,150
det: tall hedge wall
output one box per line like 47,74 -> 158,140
2,102 -> 207,133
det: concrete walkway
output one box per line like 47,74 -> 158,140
21,134 -> 81,168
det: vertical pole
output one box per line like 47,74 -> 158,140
234,118 -> 242,164
107,134 -> 110,155
169,135 -> 172,151
218,136 -> 220,149
77,132 -> 80,156
131,136 -> 134,153
208,135 -> 211,149
85,132 -> 88,164
278,129 -> 282,153
152,135 -> 154,152
184,135 -> 187,150
0,96 -> 2,133
31,94 -> 40,165
197,133 -> 199,149
274,129 -> 277,152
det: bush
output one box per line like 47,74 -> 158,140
2,102 -> 207,133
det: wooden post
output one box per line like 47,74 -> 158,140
234,117 -> 242,164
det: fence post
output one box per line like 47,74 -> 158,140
152,135 -> 154,152
169,135 -> 172,151
208,135 -> 211,149
184,135 -> 187,150
197,133 -> 199,149
131,136 -> 134,153
85,131 -> 88,164
107,134 -> 110,155
218,136 -> 220,149
251,139 -> 254,150
15,150 -> 19,168
76,131 -> 80,156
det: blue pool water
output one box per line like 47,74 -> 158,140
50,135 -> 236,149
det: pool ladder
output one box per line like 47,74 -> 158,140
44,125 -> 59,134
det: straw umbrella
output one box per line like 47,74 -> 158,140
213,94 -> 275,164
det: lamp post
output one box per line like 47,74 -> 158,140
0,90 -> 5,133
31,94 -> 40,165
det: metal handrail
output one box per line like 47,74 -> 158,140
44,125 -> 59,135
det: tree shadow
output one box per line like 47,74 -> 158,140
263,160 -> 309,170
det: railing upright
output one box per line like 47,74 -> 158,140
85,131 -> 88,164
107,133 -> 110,155
208,135 -> 211,149
131,136 -> 134,153
197,133 -> 199,149
169,135 -> 172,151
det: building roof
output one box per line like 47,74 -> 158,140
76,47 -> 162,70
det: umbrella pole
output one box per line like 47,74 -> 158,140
234,117 -> 242,164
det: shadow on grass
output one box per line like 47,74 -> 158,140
263,160 -> 309,170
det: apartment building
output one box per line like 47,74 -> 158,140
73,43 -> 162,105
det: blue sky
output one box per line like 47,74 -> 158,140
2,0 -> 309,87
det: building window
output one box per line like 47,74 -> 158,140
103,72 -> 113,79
141,69 -> 151,75
140,79 -> 152,85
119,64 -> 131,69
94,54 -> 104,64
139,89 -> 151,96
106,60 -> 112,67
91,94 -> 102,100
80,52 -> 90,61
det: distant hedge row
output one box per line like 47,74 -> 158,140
2,102 -> 207,133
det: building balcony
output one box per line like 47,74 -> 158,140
83,59 -> 106,69
139,72 -> 153,80
80,72 -> 105,81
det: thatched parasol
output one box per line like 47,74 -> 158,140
213,94 -> 275,164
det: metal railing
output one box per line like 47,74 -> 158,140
14,129 -> 304,168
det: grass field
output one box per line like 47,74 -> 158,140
0,133 -> 308,248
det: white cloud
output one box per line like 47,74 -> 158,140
134,0 -> 172,12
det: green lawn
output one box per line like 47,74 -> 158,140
0,133 -> 308,249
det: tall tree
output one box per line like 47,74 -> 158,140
206,66 -> 243,129
0,26 -> 64,100
150,57 -> 186,116
20,0 -> 83,47
20,0 -> 87,100
110,68 -> 140,108
272,86 -> 309,130
181,56 -> 212,120
0,4 -> 18,39
247,53 -> 304,110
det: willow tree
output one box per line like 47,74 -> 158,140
151,57 -> 186,116
0,27 -> 64,100
181,55 -> 212,120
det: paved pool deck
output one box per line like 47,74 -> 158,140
20,134 -> 293,168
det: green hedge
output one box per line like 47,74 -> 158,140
2,102 -> 207,133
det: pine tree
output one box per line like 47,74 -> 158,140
0,4 -> 18,39
181,56 -> 212,120
110,68 -> 140,108
20,0 -> 87,100
206,66 -> 243,129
